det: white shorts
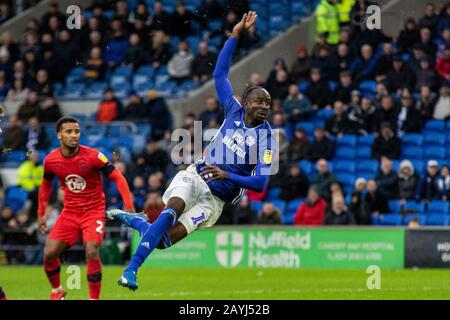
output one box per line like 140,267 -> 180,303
162,164 -> 225,234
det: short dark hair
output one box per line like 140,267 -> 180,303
56,116 -> 80,132
243,86 -> 271,104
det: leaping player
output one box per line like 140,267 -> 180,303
107,11 -> 276,290
38,117 -> 135,300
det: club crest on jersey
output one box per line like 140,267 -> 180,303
65,174 -> 86,193
245,136 -> 256,147
97,152 -> 108,164
263,149 -> 273,164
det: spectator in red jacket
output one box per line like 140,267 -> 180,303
436,44 -> 450,81
97,88 -> 122,123
294,186 -> 327,225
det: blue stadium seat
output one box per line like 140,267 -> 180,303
410,160 -> 425,173
286,199 -> 303,214
136,65 -> 155,78
271,200 -> 287,213
388,200 -> 402,213
250,201 -> 263,213
356,146 -> 372,159
1,150 -> 27,163
64,83 -> 86,99
132,74 -> 152,89
424,133 -> 446,146
295,122 -> 315,134
113,66 -> 133,78
403,214 -> 427,226
335,147 -> 356,159
5,187 -> 29,213
281,213 -> 296,225
335,173 -> 355,188
426,214 -> 450,226
357,160 -> 379,173
402,133 -> 423,146
85,82 -> 107,99
334,160 -> 356,173
427,200 -> 450,214
358,134 -> 375,146
298,81 -> 309,93
297,160 -> 312,175
336,134 -> 357,147
403,201 -> 425,214
110,74 -> 129,87
317,109 -> 335,120
66,67 -> 84,84
378,214 -> 403,225
424,120 -> 445,133
402,146 -> 423,160
359,80 -> 377,94
424,146 -> 446,160
266,187 -> 282,201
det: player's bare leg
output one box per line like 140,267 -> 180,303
85,241 -> 102,300
43,239 -> 67,300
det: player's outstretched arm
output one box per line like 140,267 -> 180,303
213,11 -> 257,106
107,168 -> 135,212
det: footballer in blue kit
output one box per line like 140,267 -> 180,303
106,11 -> 276,290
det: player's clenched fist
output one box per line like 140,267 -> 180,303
38,215 -> 48,234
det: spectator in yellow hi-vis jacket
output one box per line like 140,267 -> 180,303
17,151 -> 43,191
315,0 -> 340,45
336,0 -> 356,26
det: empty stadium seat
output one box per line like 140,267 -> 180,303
335,173 -> 355,188
334,160 -> 356,173
357,160 -> 379,173
424,133 -> 446,146
378,214 -> 403,225
402,146 -> 423,160
424,120 -> 445,135
297,160 -> 312,175
427,200 -> 450,214
358,134 -> 375,146
402,133 -> 423,146
403,201 -> 425,214
5,187 -> 29,213
250,201 -> 263,213
426,214 -> 450,226
336,135 -> 357,147
356,146 -> 372,159
388,200 -> 402,213
424,146 -> 446,160
335,147 -> 356,159
266,188 -> 281,201
286,199 -> 303,214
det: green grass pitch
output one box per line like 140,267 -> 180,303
1,266 -> 450,300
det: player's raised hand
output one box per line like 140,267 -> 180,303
38,216 -> 48,234
231,11 -> 258,38
199,164 -> 228,183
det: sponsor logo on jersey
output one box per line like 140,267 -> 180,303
245,135 -> 256,147
263,149 -> 273,164
182,176 -> 192,183
65,174 -> 86,193
97,152 -> 108,164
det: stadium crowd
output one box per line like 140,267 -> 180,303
1,0 -> 450,264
